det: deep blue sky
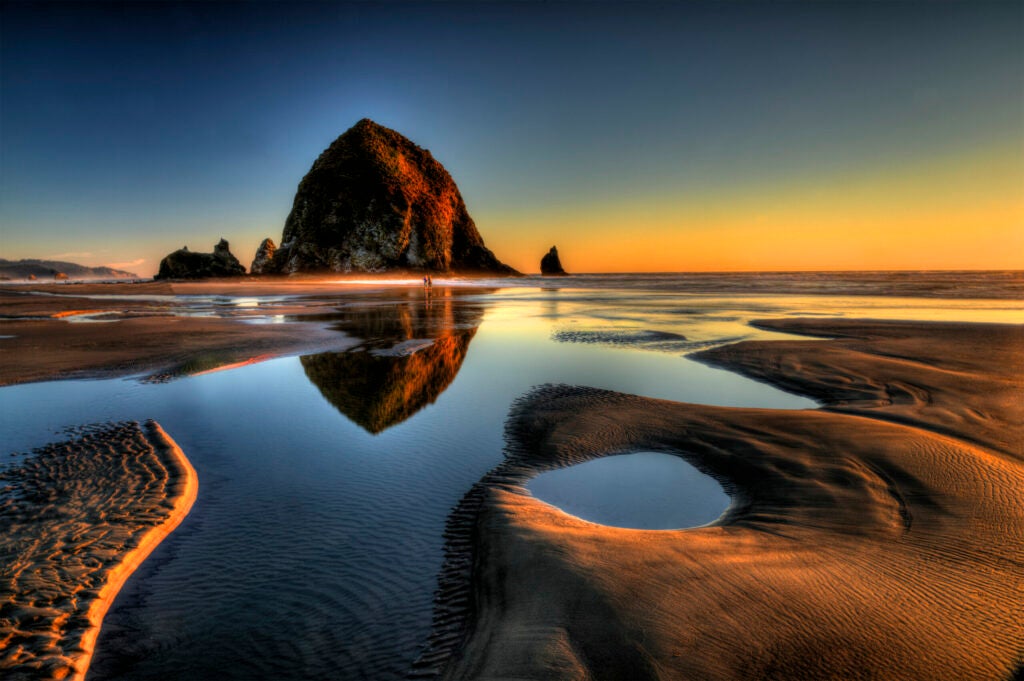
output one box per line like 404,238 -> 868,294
2,1 -> 1021,273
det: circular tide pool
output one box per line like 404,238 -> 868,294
526,452 -> 730,529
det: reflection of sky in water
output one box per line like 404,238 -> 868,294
480,288 -> 1024,335
241,314 -> 289,324
63,312 -> 122,323
527,452 -> 730,530
0,282 -> 1018,680
458,312 -> 813,409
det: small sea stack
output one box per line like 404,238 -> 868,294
154,239 -> 246,280
540,245 -> 567,275
250,238 -> 277,275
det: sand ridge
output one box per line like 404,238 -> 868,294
420,319 -> 1024,680
696,319 -> 1024,458
0,421 -> 197,681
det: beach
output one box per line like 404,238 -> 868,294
427,318 -> 1023,680
0,421 -> 196,681
0,275 -> 1021,680
4,0 -> 1022,677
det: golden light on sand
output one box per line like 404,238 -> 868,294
190,354 -> 276,377
0,421 -> 197,681
329,278 -> 430,286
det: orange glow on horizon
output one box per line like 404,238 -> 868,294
483,142 -> 1024,273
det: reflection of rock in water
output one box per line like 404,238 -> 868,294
301,294 -> 481,433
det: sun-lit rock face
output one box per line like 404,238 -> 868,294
269,118 -> 516,275
249,238 -> 277,275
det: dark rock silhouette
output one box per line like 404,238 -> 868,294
154,239 -> 246,280
540,246 -> 567,275
267,118 -> 516,275
300,293 -> 484,433
250,238 -> 277,275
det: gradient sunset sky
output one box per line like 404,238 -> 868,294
2,1 -> 1021,275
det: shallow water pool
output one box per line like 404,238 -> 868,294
527,452 -> 730,530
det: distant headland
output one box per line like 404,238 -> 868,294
0,258 -> 139,282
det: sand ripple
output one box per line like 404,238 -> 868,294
424,320 -> 1024,680
0,421 -> 196,681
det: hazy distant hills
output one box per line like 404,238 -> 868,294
0,258 -> 140,280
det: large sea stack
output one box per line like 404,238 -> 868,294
268,119 -> 516,275
154,239 -> 246,280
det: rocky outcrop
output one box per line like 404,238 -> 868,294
266,118 -> 516,275
154,239 -> 246,280
249,238 -> 277,275
540,246 -> 567,275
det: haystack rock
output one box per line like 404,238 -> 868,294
267,118 -> 516,275
250,238 -> 277,275
540,245 -> 567,275
154,239 -> 246,280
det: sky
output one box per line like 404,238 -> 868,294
1,0 -> 1022,275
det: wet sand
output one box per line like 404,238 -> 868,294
0,421 -> 197,681
422,319 -> 1023,680
3,279 -> 1022,678
3,275 -> 485,300
0,283 -> 361,386
0,315 -> 359,387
